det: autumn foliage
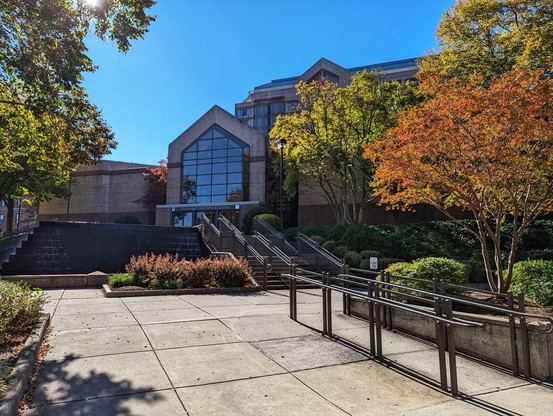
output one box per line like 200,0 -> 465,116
367,67 -> 553,292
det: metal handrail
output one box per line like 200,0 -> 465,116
253,217 -> 298,255
254,231 -> 292,265
297,233 -> 342,266
284,269 -> 483,396
200,214 -> 221,237
338,273 -> 553,332
218,215 -> 267,267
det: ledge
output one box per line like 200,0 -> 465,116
0,272 -> 107,288
0,314 -> 50,416
102,283 -> 261,298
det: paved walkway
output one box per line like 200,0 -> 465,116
23,288 -> 553,415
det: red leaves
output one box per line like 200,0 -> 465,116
367,67 -> 553,213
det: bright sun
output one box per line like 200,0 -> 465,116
84,0 -> 99,7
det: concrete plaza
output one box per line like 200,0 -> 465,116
23,288 -> 553,415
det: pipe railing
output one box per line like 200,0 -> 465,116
253,217 -> 298,255
284,268 -> 484,396
218,215 -> 269,290
296,233 -> 343,274
253,231 -> 292,265
339,270 -> 552,380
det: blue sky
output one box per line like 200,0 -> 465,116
83,0 -> 454,165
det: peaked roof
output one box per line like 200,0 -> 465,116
253,57 -> 419,92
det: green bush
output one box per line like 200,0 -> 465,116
386,257 -> 469,293
510,260 -> 553,307
284,227 -> 299,242
107,273 -> 139,288
322,224 -> 348,241
255,213 -> 281,231
243,206 -> 272,234
0,280 -> 45,334
332,245 -> 348,259
344,251 -> 363,268
361,250 -> 382,259
309,235 -> 325,245
322,240 -> 337,253
113,215 -> 142,224
301,224 -> 322,237
379,258 -> 405,270
359,259 -> 373,270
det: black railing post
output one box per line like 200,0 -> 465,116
290,267 -> 297,321
444,299 -> 458,396
518,292 -> 531,379
434,297 -> 448,391
367,280 -> 376,357
322,272 -> 328,336
507,292 -> 520,376
373,280 -> 382,361
327,272 -> 333,338
262,256 -> 268,291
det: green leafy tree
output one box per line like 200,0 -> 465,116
0,0 -> 156,232
419,0 -> 553,81
270,71 -> 415,225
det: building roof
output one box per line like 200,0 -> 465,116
252,57 -> 419,92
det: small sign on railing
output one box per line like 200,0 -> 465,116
370,257 -> 378,270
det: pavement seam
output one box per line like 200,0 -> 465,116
120,297 -> 197,416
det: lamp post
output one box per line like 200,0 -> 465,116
277,139 -> 287,230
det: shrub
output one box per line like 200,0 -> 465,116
0,280 -> 45,334
123,253 -> 252,289
301,224 -> 322,237
379,258 -> 405,270
108,273 -> 139,288
511,260 -> 553,307
386,257 -> 469,293
332,245 -> 348,259
113,215 -> 142,224
359,259 -> 373,270
322,224 -> 348,241
361,250 -> 382,259
255,213 -> 281,231
309,235 -> 325,245
322,240 -> 337,253
243,206 -> 272,234
344,251 -> 362,268
284,227 -> 299,242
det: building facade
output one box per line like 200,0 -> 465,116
40,57 -> 431,228
155,105 -> 269,227
235,57 -> 417,136
39,161 -> 156,224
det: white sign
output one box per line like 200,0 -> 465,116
369,257 -> 378,270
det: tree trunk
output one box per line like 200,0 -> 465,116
5,198 -> 14,233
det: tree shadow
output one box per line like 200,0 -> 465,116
24,353 -> 171,415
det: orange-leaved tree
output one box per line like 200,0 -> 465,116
366,67 -> 553,293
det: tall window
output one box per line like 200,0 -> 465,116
181,125 -> 250,204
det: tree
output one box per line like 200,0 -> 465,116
367,67 -> 553,293
419,0 -> 553,81
0,0 -> 156,231
270,71 -> 415,225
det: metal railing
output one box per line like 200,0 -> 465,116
285,268 -> 484,396
253,231 -> 292,265
217,215 -> 270,290
253,217 -> 298,256
342,269 -> 552,380
296,233 -> 343,274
